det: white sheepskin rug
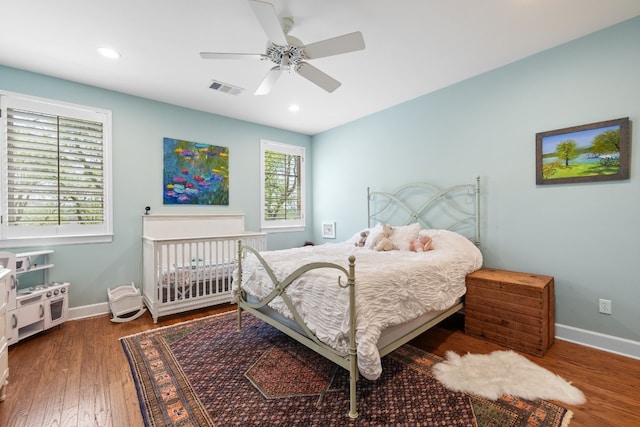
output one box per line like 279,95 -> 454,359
432,350 -> 586,405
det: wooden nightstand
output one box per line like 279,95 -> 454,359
464,268 -> 555,357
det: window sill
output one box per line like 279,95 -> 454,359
260,225 -> 305,234
0,234 -> 114,249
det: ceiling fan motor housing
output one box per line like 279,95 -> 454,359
265,35 -> 305,70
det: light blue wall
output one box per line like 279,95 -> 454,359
311,17 -> 640,342
0,65 -> 312,307
2,16 -> 639,346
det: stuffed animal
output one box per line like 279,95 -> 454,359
355,230 -> 370,247
371,224 -> 396,251
410,234 -> 433,252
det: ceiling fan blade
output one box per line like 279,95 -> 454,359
248,0 -> 288,46
303,31 -> 365,59
295,62 -> 341,93
255,66 -> 283,95
200,52 -> 266,60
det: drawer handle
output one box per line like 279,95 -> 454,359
40,304 -> 45,318
12,313 -> 17,329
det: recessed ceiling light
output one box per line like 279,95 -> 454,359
97,47 -> 121,59
288,104 -> 300,112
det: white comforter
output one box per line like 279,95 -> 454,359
232,229 -> 482,380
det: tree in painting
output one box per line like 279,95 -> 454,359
555,140 -> 578,167
590,130 -> 621,166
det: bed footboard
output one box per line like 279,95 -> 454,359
236,242 -> 359,419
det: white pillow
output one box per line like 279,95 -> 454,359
348,228 -> 370,245
390,223 -> 420,251
418,228 -> 432,237
365,223 -> 383,248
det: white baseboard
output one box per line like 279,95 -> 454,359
67,303 -> 640,360
69,302 -> 110,320
556,323 -> 640,360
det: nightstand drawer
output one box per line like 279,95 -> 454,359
465,268 -> 555,356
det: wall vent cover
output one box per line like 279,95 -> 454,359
209,80 -> 244,95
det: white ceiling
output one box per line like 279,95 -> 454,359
1,1 -> 639,135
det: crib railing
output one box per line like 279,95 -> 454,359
143,233 -> 266,322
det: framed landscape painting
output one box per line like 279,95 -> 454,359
536,117 -> 630,185
163,137 -> 229,205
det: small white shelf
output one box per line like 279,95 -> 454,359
15,250 -> 54,258
16,263 -> 55,274
15,250 -> 54,276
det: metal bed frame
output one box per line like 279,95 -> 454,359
368,176 -> 480,245
236,177 -> 480,418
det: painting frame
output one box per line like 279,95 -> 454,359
322,222 -> 336,239
536,117 -> 630,185
163,137 -> 229,205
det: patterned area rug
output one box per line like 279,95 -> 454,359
121,311 -> 573,426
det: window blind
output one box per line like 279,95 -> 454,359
263,150 -> 302,221
6,107 -> 105,227
260,139 -> 305,231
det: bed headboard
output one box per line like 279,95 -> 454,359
367,177 -> 480,245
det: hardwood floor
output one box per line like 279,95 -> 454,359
1,306 -> 638,426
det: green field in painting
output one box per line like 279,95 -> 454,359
546,162 -> 619,179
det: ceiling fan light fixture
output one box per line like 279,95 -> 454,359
97,46 -> 121,59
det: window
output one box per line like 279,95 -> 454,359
0,92 -> 112,248
260,139 -> 305,232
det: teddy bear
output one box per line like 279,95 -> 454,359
355,230 -> 370,247
371,224 -> 396,251
410,234 -> 433,252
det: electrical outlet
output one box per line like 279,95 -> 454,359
599,299 -> 612,315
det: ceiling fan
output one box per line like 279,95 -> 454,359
200,0 -> 365,95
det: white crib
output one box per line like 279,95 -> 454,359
142,214 -> 266,322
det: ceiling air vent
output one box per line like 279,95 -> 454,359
209,80 -> 244,95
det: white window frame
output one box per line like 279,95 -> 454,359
0,91 -> 113,248
260,139 -> 305,233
